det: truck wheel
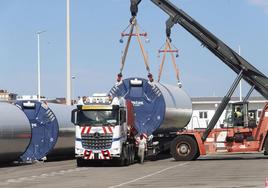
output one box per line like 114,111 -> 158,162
264,137 -> 268,155
130,145 -> 135,164
125,145 -> 131,166
76,158 -> 86,167
125,145 -> 135,165
132,145 -> 135,164
170,135 -> 199,161
118,146 -> 127,166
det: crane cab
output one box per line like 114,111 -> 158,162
223,102 -> 257,129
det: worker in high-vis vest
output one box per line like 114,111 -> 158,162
234,107 -> 243,126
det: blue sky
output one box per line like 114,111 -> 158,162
0,0 -> 268,99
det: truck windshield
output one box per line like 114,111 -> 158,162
77,110 -> 118,125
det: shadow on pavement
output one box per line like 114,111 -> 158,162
75,152 -> 173,168
0,154 -> 75,168
0,161 -> 35,168
197,153 -> 268,161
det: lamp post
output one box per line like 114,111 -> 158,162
37,30 -> 46,102
66,0 -> 72,105
238,46 -> 242,101
71,75 -> 76,104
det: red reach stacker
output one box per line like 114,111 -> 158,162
144,0 -> 268,160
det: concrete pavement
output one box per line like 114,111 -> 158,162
0,153 -> 267,188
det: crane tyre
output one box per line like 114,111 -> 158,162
171,135 -> 199,161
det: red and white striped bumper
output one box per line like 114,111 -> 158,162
83,150 -> 111,160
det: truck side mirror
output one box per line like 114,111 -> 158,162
122,114 -> 126,123
71,109 -> 78,125
120,110 -> 126,123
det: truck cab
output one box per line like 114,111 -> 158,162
71,95 -> 136,166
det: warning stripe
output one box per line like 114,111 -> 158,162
81,126 -> 92,134
84,127 -> 89,134
84,150 -> 111,160
82,126 -> 113,134
106,150 -> 111,159
107,126 -> 113,134
81,127 -> 86,134
86,126 -> 91,134
101,150 -> 111,160
84,150 -> 92,160
101,151 -> 105,160
102,127 -> 107,134
99,152 -> 104,160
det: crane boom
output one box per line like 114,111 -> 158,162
149,0 -> 268,141
150,0 -> 268,99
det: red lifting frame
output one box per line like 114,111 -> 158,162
117,17 -> 153,82
158,38 -> 180,83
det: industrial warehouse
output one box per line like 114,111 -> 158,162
0,0 -> 268,188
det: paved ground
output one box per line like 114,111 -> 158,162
0,153 -> 267,188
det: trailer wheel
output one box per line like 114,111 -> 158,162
171,135 -> 199,161
264,137 -> 268,156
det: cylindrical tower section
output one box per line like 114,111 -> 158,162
109,78 -> 192,135
0,102 -> 31,163
47,103 -> 75,156
155,83 -> 192,133
15,101 -> 59,162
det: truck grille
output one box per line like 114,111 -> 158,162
81,133 -> 113,150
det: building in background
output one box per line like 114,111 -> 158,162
0,90 -> 17,101
16,95 -> 46,101
16,96 -> 70,104
47,98 -> 66,104
188,96 -> 266,129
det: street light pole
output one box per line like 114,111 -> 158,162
72,75 -> 76,104
37,30 -> 46,102
66,0 -> 72,105
238,46 -> 242,101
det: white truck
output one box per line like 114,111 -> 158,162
71,94 -> 137,166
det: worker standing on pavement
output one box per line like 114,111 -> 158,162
138,134 -> 147,164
